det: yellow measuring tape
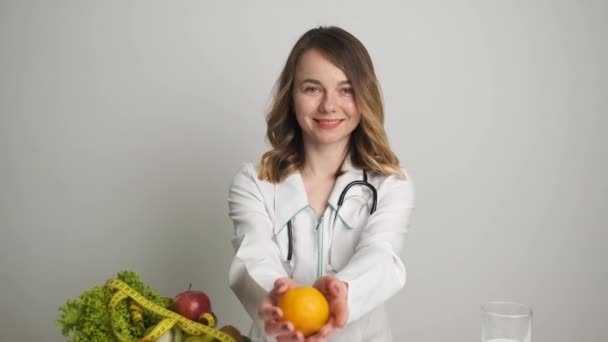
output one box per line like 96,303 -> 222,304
106,278 -> 236,342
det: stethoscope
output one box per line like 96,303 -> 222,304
286,170 -> 377,261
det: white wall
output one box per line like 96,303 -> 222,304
1,1 -> 606,341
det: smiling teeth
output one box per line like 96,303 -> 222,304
319,120 -> 340,124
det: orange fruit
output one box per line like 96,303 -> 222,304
277,287 -> 330,337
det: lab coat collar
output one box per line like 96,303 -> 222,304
275,171 -> 309,233
274,155 -> 365,233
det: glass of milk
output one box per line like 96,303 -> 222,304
481,301 -> 532,342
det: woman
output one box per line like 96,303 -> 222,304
228,26 -> 415,342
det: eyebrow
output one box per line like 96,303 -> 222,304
299,79 -> 352,86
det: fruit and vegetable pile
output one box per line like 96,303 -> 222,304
57,270 -> 250,342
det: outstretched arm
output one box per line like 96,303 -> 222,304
228,164 -> 288,328
335,174 -> 415,323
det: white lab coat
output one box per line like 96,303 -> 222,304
227,157 -> 415,341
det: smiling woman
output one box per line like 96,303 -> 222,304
227,26 -> 415,342
258,26 -> 402,184
293,49 -> 361,149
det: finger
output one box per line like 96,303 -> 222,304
271,278 -> 296,303
329,279 -> 346,298
317,322 -> 335,337
278,332 -> 304,342
328,283 -> 348,328
265,320 -> 294,336
309,308 -> 347,339
292,331 -> 305,342
304,333 -> 327,342
258,298 -> 283,321
274,277 -> 295,293
329,300 -> 348,328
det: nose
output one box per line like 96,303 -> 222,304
319,91 -> 337,113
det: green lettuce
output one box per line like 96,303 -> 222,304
57,270 -> 172,342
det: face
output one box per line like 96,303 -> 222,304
292,49 -> 361,150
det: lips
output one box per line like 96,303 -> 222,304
314,119 -> 344,129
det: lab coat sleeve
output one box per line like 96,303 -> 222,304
335,172 -> 415,323
227,163 -> 288,327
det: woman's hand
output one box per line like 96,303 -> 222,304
258,278 -> 306,341
304,275 -> 349,342
258,276 -> 348,342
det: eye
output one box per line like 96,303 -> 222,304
341,87 -> 354,95
304,86 -> 321,93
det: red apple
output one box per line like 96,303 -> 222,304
171,284 -> 212,321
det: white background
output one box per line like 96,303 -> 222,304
1,1 -> 606,341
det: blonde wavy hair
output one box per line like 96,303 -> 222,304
258,26 -> 404,183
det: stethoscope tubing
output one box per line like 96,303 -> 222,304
286,170 -> 377,262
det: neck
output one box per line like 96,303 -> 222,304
300,140 -> 349,179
